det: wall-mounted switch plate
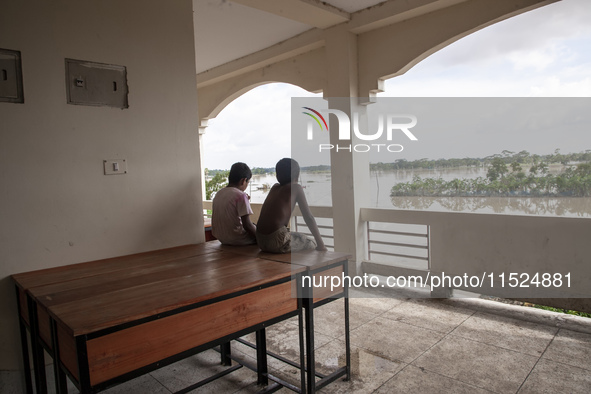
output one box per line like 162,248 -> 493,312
104,159 -> 127,175
66,59 -> 128,108
0,48 -> 24,104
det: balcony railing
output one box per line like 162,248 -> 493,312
292,205 -> 335,250
203,201 -> 591,312
366,221 -> 429,267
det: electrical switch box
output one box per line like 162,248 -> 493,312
0,48 -> 24,104
66,59 -> 128,108
104,159 -> 128,175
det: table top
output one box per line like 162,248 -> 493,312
207,242 -> 350,269
14,242 -> 349,337
12,243 -> 217,291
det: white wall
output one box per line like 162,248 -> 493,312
0,0 -> 204,370
361,208 -> 591,308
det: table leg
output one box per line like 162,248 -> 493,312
343,261 -> 351,381
15,286 -> 33,394
220,342 -> 232,366
255,328 -> 268,385
17,319 -> 34,394
76,336 -> 92,394
297,297 -> 306,393
27,295 -> 47,394
50,318 -> 68,394
304,295 -> 316,394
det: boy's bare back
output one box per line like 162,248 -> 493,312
256,182 -> 297,235
256,158 -> 326,251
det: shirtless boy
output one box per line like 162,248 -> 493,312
256,158 -> 326,253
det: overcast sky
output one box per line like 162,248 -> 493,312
202,0 -> 591,170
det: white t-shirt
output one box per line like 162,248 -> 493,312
211,187 -> 255,245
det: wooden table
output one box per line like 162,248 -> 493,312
12,242 -> 350,394
205,243 -> 352,392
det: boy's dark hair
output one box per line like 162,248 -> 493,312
228,162 -> 252,184
276,158 -> 300,185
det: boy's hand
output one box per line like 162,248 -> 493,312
316,245 -> 327,251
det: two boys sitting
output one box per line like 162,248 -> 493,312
211,159 -> 326,253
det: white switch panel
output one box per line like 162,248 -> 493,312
103,159 -> 127,175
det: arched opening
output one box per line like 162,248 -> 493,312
380,0 -> 591,97
201,82 -> 321,204
368,0 -> 591,217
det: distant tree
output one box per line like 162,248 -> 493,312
530,162 -> 549,175
252,167 -> 274,175
487,158 -> 508,182
205,171 -> 228,200
516,150 -> 530,163
510,161 -> 522,172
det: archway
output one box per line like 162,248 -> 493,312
370,0 -> 591,216
379,0 -> 590,97
200,82 -> 321,203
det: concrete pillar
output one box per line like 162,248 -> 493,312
323,25 -> 370,270
199,120 -> 208,201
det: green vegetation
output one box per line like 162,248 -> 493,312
390,150 -> 591,198
532,304 -> 591,318
302,165 -> 331,173
375,149 -> 591,171
251,167 -> 274,175
204,167 -> 274,200
207,167 -> 274,176
388,194 -> 591,216
205,170 -> 228,200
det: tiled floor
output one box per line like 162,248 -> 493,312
2,293 -> 591,393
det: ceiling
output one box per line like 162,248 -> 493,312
321,0 -> 388,13
192,0 -> 387,73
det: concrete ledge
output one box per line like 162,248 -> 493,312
440,296 -> 591,335
351,284 -> 591,335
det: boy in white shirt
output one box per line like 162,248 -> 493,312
211,162 -> 257,245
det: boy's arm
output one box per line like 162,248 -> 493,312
236,192 -> 257,240
293,184 -> 326,251
241,214 -> 257,239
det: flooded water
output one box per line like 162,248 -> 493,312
246,168 -> 591,218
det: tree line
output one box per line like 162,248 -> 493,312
374,149 -> 591,171
390,151 -> 591,198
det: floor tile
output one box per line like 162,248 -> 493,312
102,374 -> 171,394
413,335 -> 538,393
231,337 -> 305,384
452,311 -> 557,356
348,293 -> 405,315
310,299 -> 379,339
233,382 -> 293,394
518,358 -> 591,394
315,341 -> 404,394
375,365 -> 492,394
542,328 -> 591,370
238,320 -> 334,371
349,317 -> 445,363
150,349 -> 253,393
382,299 -> 474,333
0,371 -> 25,394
